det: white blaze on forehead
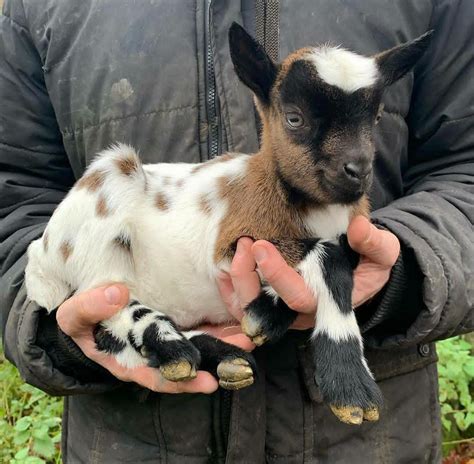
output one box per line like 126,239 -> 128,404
307,47 -> 378,93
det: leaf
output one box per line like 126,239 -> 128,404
13,429 -> 31,445
24,457 -> 46,464
14,417 -> 32,432
14,447 -> 30,459
33,435 -> 55,459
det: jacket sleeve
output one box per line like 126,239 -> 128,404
361,0 -> 474,349
0,1 -> 116,395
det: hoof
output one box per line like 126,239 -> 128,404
160,360 -> 197,382
363,407 -> 380,422
330,405 -> 364,425
217,358 -> 254,390
241,314 -> 267,346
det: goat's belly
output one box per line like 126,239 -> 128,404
130,210 -> 232,329
133,260 -> 231,329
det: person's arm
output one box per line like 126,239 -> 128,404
360,0 -> 474,348
0,1 -> 114,395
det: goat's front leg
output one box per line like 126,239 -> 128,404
240,236 -> 382,425
299,236 -> 382,425
95,300 -> 201,381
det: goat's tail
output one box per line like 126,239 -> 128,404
80,143 -> 148,217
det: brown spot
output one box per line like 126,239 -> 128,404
116,155 -> 138,176
155,192 -> 169,211
96,195 -> 110,217
43,231 -> 49,252
75,170 -> 106,192
60,241 -> 73,262
176,179 -> 184,189
199,194 -> 213,215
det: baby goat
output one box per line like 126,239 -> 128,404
25,23 -> 431,425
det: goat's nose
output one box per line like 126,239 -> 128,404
343,162 -> 371,182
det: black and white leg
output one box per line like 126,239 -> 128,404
299,236 -> 382,425
95,300 -> 201,382
184,331 -> 256,390
241,289 -> 297,345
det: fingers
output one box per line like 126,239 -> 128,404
347,216 -> 400,267
229,238 -> 261,308
216,273 -> 245,320
57,284 -> 129,337
133,368 -> 218,394
252,241 -> 317,313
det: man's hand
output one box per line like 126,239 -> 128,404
348,216 -> 400,307
218,216 -> 400,328
57,285 -> 253,394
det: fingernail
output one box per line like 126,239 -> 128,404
105,286 -> 121,305
253,246 -> 267,264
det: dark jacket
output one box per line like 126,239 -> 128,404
1,0 -> 473,462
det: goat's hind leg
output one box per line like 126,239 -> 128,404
299,237 -> 382,425
184,331 -> 256,390
96,300 -> 201,382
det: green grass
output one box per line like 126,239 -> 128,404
0,336 -> 472,462
0,349 -> 62,464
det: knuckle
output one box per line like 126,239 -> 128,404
229,267 -> 244,280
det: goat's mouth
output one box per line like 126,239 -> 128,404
322,175 -> 370,204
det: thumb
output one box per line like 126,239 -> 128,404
347,216 -> 400,267
57,284 -> 129,336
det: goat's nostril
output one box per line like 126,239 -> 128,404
343,163 -> 362,180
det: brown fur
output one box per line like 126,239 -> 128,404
96,195 -> 110,217
350,195 -> 370,219
269,238 -> 312,267
214,154 -> 306,262
60,241 -> 73,262
155,192 -> 169,211
116,155 -> 138,177
75,170 -> 106,192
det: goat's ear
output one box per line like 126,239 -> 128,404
229,22 -> 277,103
376,31 -> 433,86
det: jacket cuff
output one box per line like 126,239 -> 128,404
356,224 -> 426,349
4,284 -> 119,395
36,309 -> 117,384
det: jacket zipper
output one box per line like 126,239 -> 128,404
205,0 -> 221,159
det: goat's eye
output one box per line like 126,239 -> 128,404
285,112 -> 304,129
